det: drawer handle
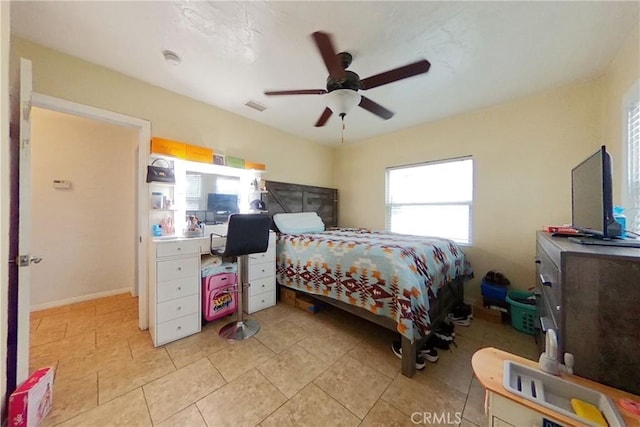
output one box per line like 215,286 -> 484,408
534,258 -> 541,264
177,306 -> 182,311
177,286 -> 182,291
177,267 -> 182,271
177,247 -> 182,251
177,326 -> 182,330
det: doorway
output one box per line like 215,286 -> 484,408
30,93 -> 151,329
30,107 -> 138,309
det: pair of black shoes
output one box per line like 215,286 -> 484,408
391,339 -> 439,370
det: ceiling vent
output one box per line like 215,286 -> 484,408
245,100 -> 266,112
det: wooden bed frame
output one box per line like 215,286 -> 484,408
263,180 -> 464,377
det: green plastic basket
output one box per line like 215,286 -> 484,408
505,290 -> 537,335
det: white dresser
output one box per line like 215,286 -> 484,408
244,231 -> 277,314
149,238 -> 201,346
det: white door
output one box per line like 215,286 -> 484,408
9,57 -> 35,385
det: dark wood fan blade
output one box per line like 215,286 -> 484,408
360,60 -> 431,90
312,31 -> 345,80
264,89 -> 327,96
314,107 -> 333,127
359,96 -> 394,120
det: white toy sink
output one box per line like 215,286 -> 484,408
503,361 -> 625,427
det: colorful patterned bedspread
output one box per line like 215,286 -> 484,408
276,228 -> 473,342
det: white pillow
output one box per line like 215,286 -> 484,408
273,212 -> 325,234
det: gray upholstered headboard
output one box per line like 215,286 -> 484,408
263,181 -> 338,228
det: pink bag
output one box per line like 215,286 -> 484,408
202,273 -> 237,321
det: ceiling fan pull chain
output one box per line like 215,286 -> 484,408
341,117 -> 345,144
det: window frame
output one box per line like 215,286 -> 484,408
622,80 -> 640,234
385,156 -> 474,245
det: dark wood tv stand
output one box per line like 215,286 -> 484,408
535,231 -> 640,395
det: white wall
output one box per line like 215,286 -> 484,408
1,0 -> 10,415
30,107 -> 138,308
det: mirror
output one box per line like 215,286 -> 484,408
185,172 -> 240,225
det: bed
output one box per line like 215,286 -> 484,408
271,209 -> 473,377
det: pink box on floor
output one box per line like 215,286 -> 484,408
8,367 -> 54,427
202,272 -> 237,321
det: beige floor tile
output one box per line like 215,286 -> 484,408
30,331 -> 96,363
57,387 -> 151,427
345,331 -> 399,379
128,330 -> 158,358
360,400 -> 415,427
481,322 -> 539,361
98,348 -> 175,404
282,306 -> 339,335
55,341 -> 132,382
251,303 -> 299,325
254,319 -> 309,354
257,344 -> 328,398
41,372 -> 98,426
31,322 -> 68,347
165,326 -> 230,369
462,377 -> 488,426
314,355 -> 392,419
143,357 -> 226,424
381,374 -> 466,421
95,296 -> 138,315
156,405 -> 207,427
32,305 -> 72,318
261,383 -> 360,427
297,329 -> 360,364
209,337 -> 275,382
413,344 -> 477,395
456,317 -> 491,342
197,369 -> 287,427
96,318 -> 143,348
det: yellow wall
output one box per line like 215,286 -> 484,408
334,23 -> 639,299
10,37 -> 334,188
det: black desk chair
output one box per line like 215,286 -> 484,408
210,213 -> 272,340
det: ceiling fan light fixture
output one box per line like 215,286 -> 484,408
325,89 -> 361,118
162,50 -> 182,66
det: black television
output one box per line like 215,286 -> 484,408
207,193 -> 239,222
571,145 -> 622,239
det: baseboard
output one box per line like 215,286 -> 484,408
30,287 -> 133,312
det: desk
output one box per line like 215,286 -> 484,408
472,347 -> 640,427
148,231 -> 276,346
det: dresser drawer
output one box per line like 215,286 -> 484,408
245,289 -> 276,314
157,275 -> 199,303
156,240 -> 199,258
157,257 -> 199,281
157,294 -> 200,323
247,276 -> 275,297
248,261 -> 275,281
156,312 -> 200,345
248,232 -> 276,262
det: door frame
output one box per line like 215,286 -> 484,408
31,93 -> 151,330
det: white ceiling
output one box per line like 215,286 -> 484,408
10,1 -> 640,145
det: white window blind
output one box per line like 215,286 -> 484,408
185,174 -> 202,210
385,157 -> 473,244
627,99 -> 640,233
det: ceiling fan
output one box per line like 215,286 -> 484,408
264,31 -> 431,127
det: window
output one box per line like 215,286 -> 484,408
386,157 -> 473,244
624,82 -> 640,234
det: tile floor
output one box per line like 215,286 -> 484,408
29,293 -> 539,426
